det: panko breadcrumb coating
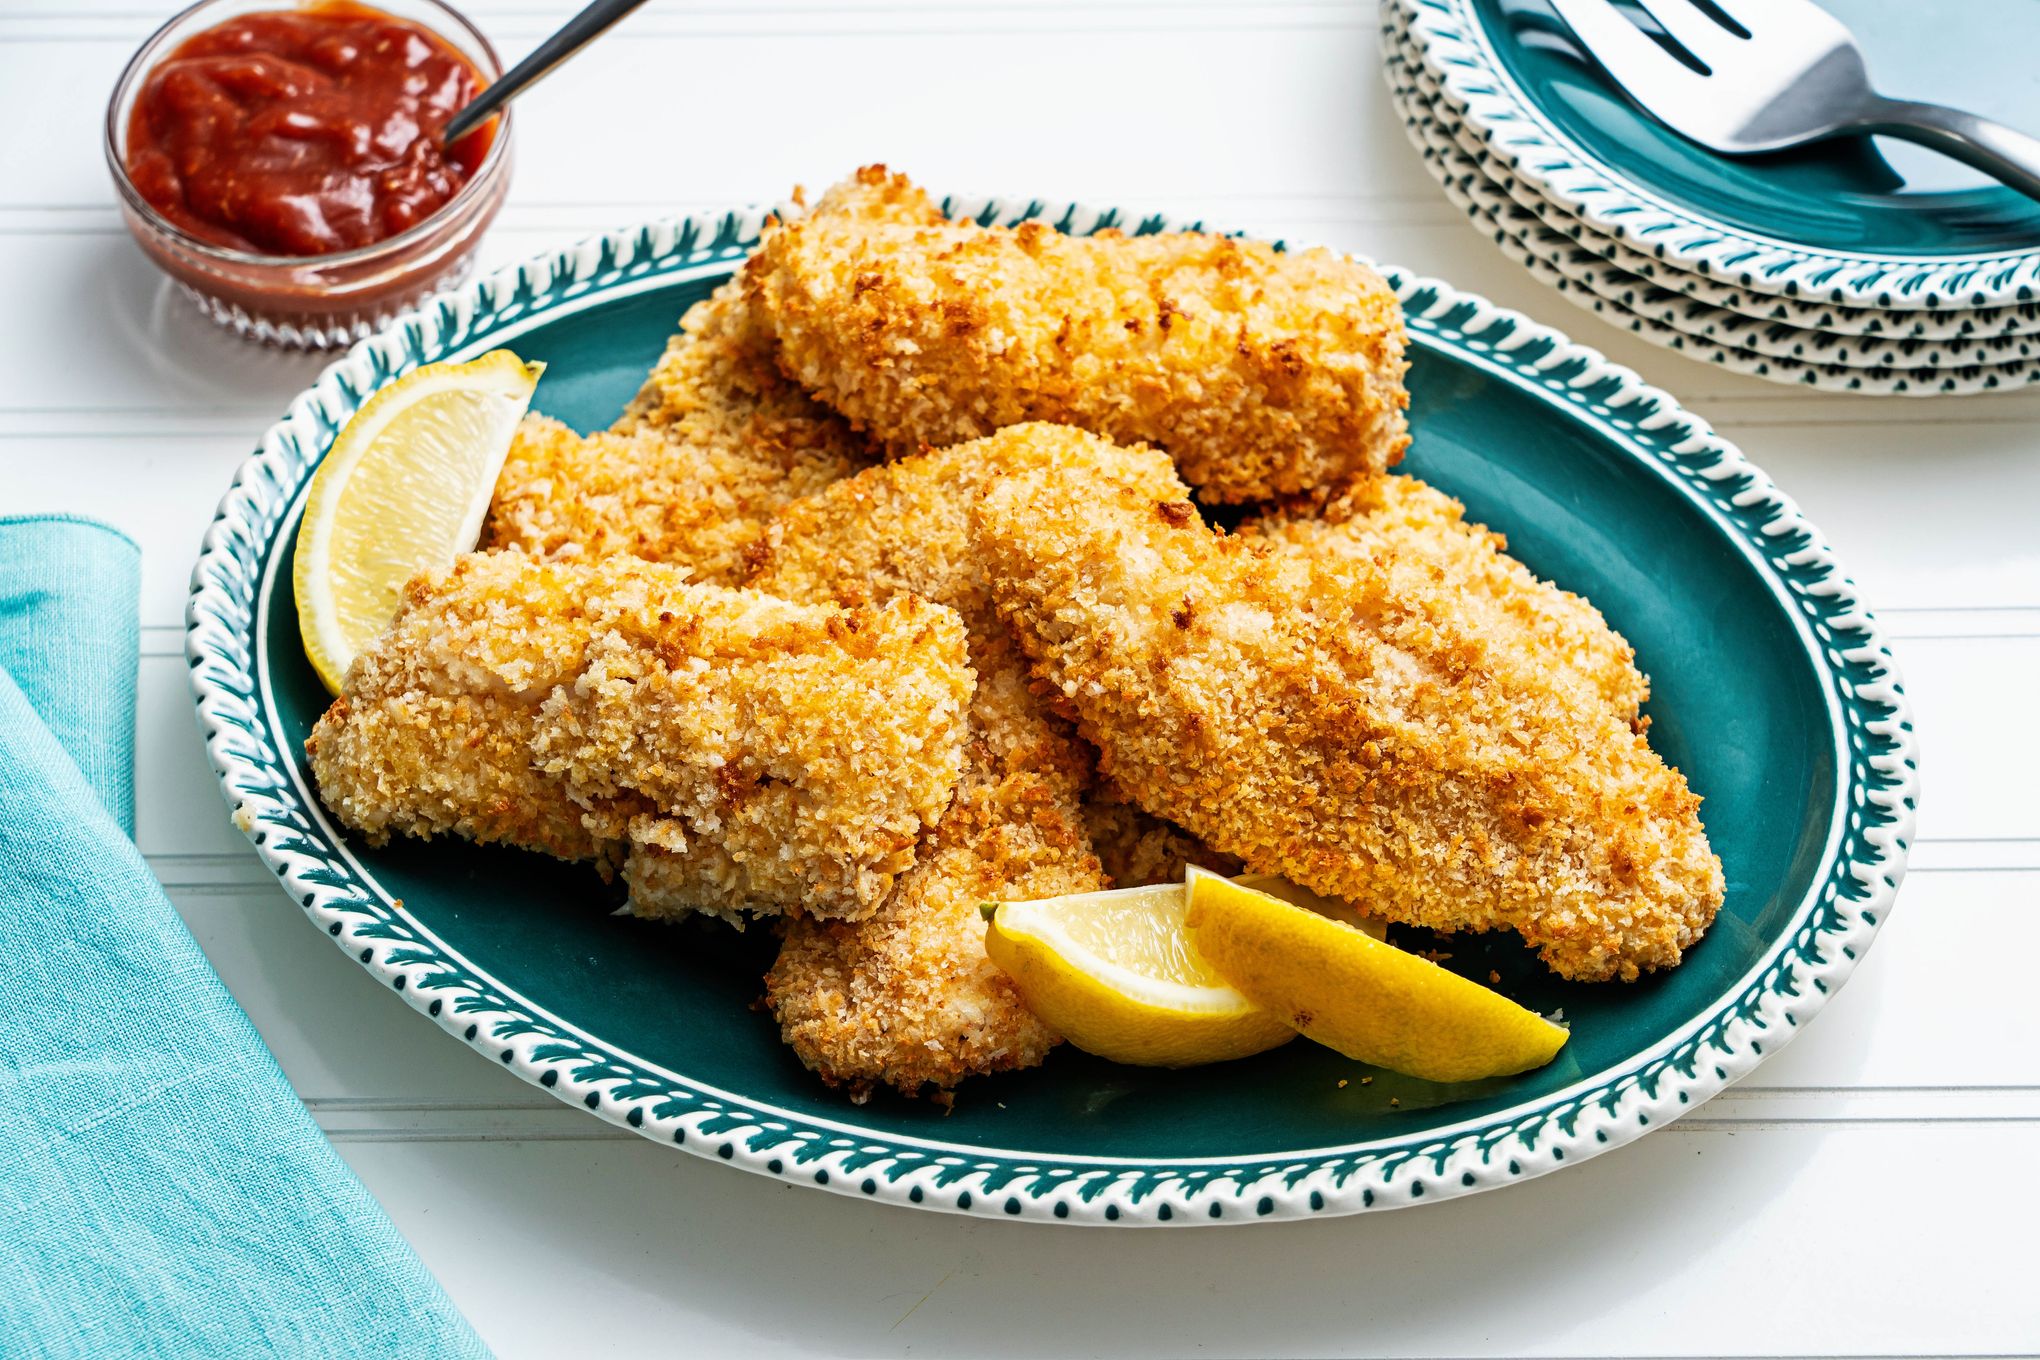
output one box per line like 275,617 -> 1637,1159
1249,475 -> 1649,724
610,275 -> 874,458
765,761 -> 1086,1099
750,166 -> 1410,503
481,412 -> 855,587
537,576 -> 973,922
481,282 -> 872,584
308,551 -> 973,923
975,424 -> 1724,982
305,552 -> 619,864
792,161 -> 947,228
746,434 -> 1171,790
1080,794 -> 1241,888
747,436 -> 1154,1094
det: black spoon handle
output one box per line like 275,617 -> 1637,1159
443,0 -> 652,146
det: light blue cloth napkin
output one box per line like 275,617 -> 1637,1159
0,515 -> 140,832
0,516 -> 491,1360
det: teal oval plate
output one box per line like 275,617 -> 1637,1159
188,199 -> 1917,1223
1404,0 -> 2040,309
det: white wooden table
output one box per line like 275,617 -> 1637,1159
5,2 -> 2036,1354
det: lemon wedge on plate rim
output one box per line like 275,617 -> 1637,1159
293,350 -> 542,694
1184,867 -> 1569,1083
982,872 -> 1383,1068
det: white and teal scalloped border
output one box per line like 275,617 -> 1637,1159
1382,2 -> 2040,344
1398,0 -> 2040,311
1383,19 -> 2040,393
186,194 -> 1917,1224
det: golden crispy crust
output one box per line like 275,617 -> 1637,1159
609,276 -> 875,458
307,552 -> 973,922
798,162 -> 948,227
764,762 -> 1085,1099
747,436 -> 1141,1093
304,552 -> 623,863
1080,792 -> 1241,888
974,424 -> 1724,982
481,283 -> 872,584
750,168 -> 1410,503
746,435 -> 1179,792
1248,475 -> 1649,724
537,575 -> 973,922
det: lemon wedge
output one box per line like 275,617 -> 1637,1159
982,873 -> 1381,1067
1183,869 -> 1568,1083
293,350 -> 542,693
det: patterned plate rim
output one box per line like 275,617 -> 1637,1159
1399,0 -> 2040,311
1404,104 -> 2040,391
1387,45 -> 2040,392
185,196 -> 1918,1225
1379,2 -> 2040,341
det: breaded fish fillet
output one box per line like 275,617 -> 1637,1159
481,283 -> 871,584
307,551 -> 973,923
747,438 -> 1136,1094
764,759 -> 1086,1099
750,167 -> 1410,503
537,569 -> 973,922
1249,475 -> 1649,724
746,434 -> 1171,791
305,553 -> 616,864
975,424 -> 1724,982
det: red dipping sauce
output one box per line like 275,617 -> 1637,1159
124,1 -> 494,257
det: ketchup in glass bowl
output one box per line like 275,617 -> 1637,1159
106,0 -> 511,350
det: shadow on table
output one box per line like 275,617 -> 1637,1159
82,236 -> 329,413
387,1108 -> 1810,1358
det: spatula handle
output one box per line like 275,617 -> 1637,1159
1862,98 -> 2040,205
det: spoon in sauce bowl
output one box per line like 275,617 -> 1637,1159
442,0 -> 651,148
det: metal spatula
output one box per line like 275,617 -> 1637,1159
1551,0 -> 2040,203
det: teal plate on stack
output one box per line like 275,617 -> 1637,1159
188,199 -> 1917,1223
1396,0 -> 2040,387
1408,0 -> 2040,306
1384,9 -> 2040,391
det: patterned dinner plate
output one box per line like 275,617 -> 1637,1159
1383,1 -> 2040,343
188,198 -> 1916,1223
1406,113 -> 2040,391
1400,0 -> 2040,310
1387,39 -> 2040,389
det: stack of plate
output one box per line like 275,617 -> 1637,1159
1385,0 -> 2040,394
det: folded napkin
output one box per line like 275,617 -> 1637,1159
0,516 -> 489,1359
0,516 -> 140,832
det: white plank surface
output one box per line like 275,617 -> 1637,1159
4,2 -> 2035,1355
337,1121 -> 2040,1359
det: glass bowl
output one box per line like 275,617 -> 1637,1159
104,0 -> 512,351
